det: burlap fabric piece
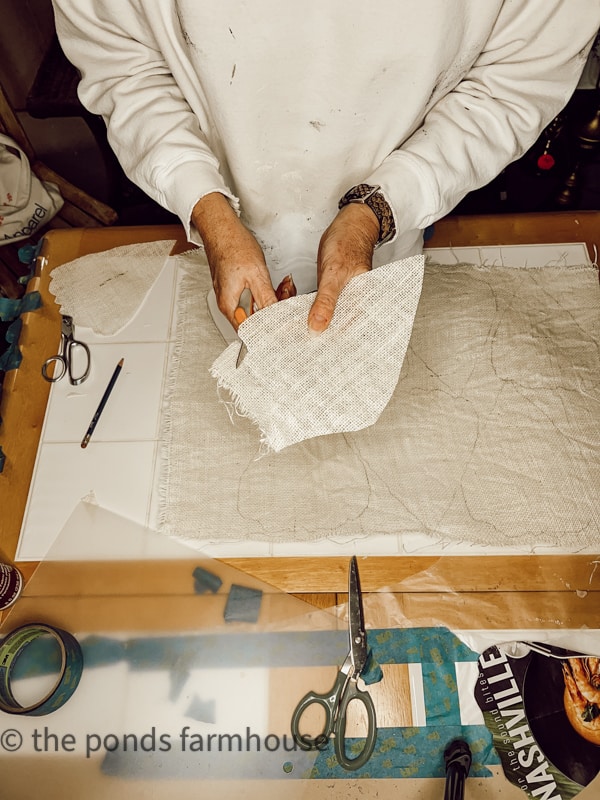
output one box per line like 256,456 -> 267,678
160,251 -> 600,548
210,257 -> 424,452
49,239 -> 175,335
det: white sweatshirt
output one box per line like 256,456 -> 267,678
52,1 -> 599,291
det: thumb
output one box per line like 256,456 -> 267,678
307,278 -> 342,334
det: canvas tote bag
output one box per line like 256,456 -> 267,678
0,132 -> 63,246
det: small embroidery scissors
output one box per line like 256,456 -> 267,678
234,288 -> 253,368
42,315 -> 91,386
234,276 -> 296,368
291,556 -> 377,771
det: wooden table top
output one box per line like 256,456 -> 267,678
0,211 -> 599,611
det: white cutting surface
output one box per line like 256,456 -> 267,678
17,242 -> 595,561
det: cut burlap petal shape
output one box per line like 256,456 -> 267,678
49,239 -> 176,335
210,256 -> 425,452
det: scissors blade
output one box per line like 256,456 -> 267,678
61,315 -> 75,337
236,341 -> 248,368
348,556 -> 368,676
234,289 -> 253,369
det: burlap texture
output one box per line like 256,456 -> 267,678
160,250 -> 600,548
209,257 -> 424,452
49,240 -> 175,335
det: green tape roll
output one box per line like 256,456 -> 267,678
0,623 -> 83,716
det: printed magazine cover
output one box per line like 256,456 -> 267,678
475,642 -> 600,800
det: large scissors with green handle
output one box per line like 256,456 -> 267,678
291,556 -> 377,771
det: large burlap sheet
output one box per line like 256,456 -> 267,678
159,250 -> 599,548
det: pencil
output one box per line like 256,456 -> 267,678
81,358 -> 124,449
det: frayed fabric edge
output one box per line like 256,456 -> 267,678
209,368 -> 276,457
157,265 -> 199,532
425,257 -> 596,273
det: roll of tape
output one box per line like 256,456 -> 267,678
0,563 -> 22,610
0,623 -> 83,715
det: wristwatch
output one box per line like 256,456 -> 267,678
338,183 -> 396,246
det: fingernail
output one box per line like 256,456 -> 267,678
308,326 -> 321,338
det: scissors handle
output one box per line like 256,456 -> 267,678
291,669 -> 346,751
291,670 -> 377,771
333,677 -> 377,771
42,334 -> 91,386
42,340 -> 92,385
65,338 -> 91,385
41,353 -> 67,383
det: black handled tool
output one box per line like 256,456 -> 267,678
443,739 -> 472,800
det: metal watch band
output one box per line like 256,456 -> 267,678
338,183 -> 396,246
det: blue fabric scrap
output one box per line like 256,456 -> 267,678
0,290 -> 42,323
185,694 -> 216,724
224,584 -> 263,624
0,318 -> 23,371
309,725 -> 496,779
0,291 -> 42,373
169,650 -> 194,701
192,566 -> 223,594
370,627 -> 478,665
361,649 -> 384,685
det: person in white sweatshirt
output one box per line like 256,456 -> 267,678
51,1 -> 599,333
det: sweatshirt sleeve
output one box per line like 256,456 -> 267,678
367,1 -> 600,235
51,0 -> 238,243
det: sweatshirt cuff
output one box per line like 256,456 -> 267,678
365,151 -> 442,236
156,158 -> 240,247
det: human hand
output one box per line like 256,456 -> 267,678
191,193 -> 277,329
308,203 -> 380,334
